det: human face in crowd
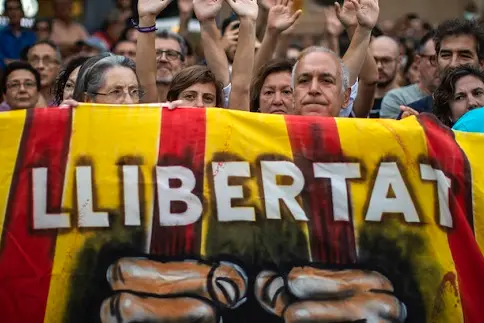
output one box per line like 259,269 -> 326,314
5,70 -> 39,110
293,51 -> 349,117
35,21 -> 51,41
5,0 -> 23,26
177,83 -> 217,108
418,39 -> 439,92
259,71 -> 294,114
113,41 -> 137,61
63,66 -> 81,101
28,44 -> 61,89
449,75 -> 484,122
88,66 -> 140,105
155,38 -> 184,84
370,37 -> 400,87
437,35 -> 481,71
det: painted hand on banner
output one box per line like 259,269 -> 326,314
193,0 -> 223,22
100,258 -> 248,323
255,267 -> 407,322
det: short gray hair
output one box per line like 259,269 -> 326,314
291,46 -> 350,94
73,53 -> 138,101
156,30 -> 187,61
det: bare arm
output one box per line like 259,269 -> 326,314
178,0 -> 194,38
229,16 -> 257,111
136,15 -> 158,103
200,19 -> 230,86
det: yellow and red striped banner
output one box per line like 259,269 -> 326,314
0,105 -> 483,323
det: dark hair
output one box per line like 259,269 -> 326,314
417,30 -> 435,53
250,58 -> 294,112
3,0 -> 22,13
167,65 -> 223,107
53,56 -> 89,105
288,43 -> 303,51
434,19 -> 484,61
73,53 -> 139,102
1,61 -> 41,94
371,25 -> 384,38
111,39 -> 136,52
156,30 -> 187,61
433,65 -> 484,127
403,51 -> 417,85
33,18 -> 53,33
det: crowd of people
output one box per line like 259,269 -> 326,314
1,0 -> 484,133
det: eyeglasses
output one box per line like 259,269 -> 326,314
420,54 -> 437,66
156,49 -> 182,61
28,56 -> 60,67
90,88 -> 144,102
6,81 -> 37,91
374,57 -> 396,66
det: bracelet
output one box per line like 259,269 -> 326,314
131,19 -> 158,33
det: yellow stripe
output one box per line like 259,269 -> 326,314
44,105 -> 161,322
455,131 -> 484,253
201,109 -> 310,258
336,117 -> 462,322
0,110 -> 26,246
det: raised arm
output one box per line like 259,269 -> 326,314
136,0 -> 173,103
226,0 -> 259,111
254,0 -> 301,72
193,0 -> 230,87
336,0 -> 377,117
340,0 -> 379,87
178,0 -> 194,38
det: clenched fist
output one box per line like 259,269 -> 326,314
100,258 -> 248,322
255,267 -> 407,322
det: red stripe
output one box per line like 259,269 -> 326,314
419,115 -> 484,322
150,109 -> 206,256
0,108 -> 72,323
284,116 -> 356,264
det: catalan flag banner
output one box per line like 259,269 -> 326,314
1,105 -> 484,323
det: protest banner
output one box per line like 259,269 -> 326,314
0,105 -> 483,322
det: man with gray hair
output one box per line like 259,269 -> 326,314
292,0 -> 379,117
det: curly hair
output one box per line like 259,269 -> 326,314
433,65 -> 484,127
53,56 -> 89,105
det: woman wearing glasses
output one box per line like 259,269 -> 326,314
0,61 -> 41,111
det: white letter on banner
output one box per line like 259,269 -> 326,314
420,164 -> 452,228
313,163 -> 361,222
212,162 -> 255,222
156,166 -> 202,226
76,166 -> 110,227
123,165 -> 141,226
261,161 -> 307,221
32,167 -> 71,229
365,162 -> 420,223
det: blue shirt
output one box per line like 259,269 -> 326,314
0,26 -> 36,70
397,95 -> 433,119
452,108 -> 484,133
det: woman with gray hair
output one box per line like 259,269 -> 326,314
72,53 -> 142,104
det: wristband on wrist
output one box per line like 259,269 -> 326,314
131,19 -> 158,33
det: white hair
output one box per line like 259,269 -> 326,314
291,46 -> 350,94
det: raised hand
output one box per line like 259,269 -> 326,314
324,7 -> 344,37
193,0 -> 223,22
260,0 -> 278,9
138,0 -> 173,18
267,0 -> 302,33
226,0 -> 259,21
350,0 -> 379,30
335,0 -> 357,28
221,21 -> 239,50
178,0 -> 194,15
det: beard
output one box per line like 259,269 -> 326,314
377,74 -> 397,88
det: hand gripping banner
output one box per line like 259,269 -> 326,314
0,105 -> 483,323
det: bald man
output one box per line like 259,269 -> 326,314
369,36 -> 401,117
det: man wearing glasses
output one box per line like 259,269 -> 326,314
26,40 -> 62,107
399,19 -> 484,119
0,61 -> 40,111
380,32 -> 438,119
154,30 -> 187,101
